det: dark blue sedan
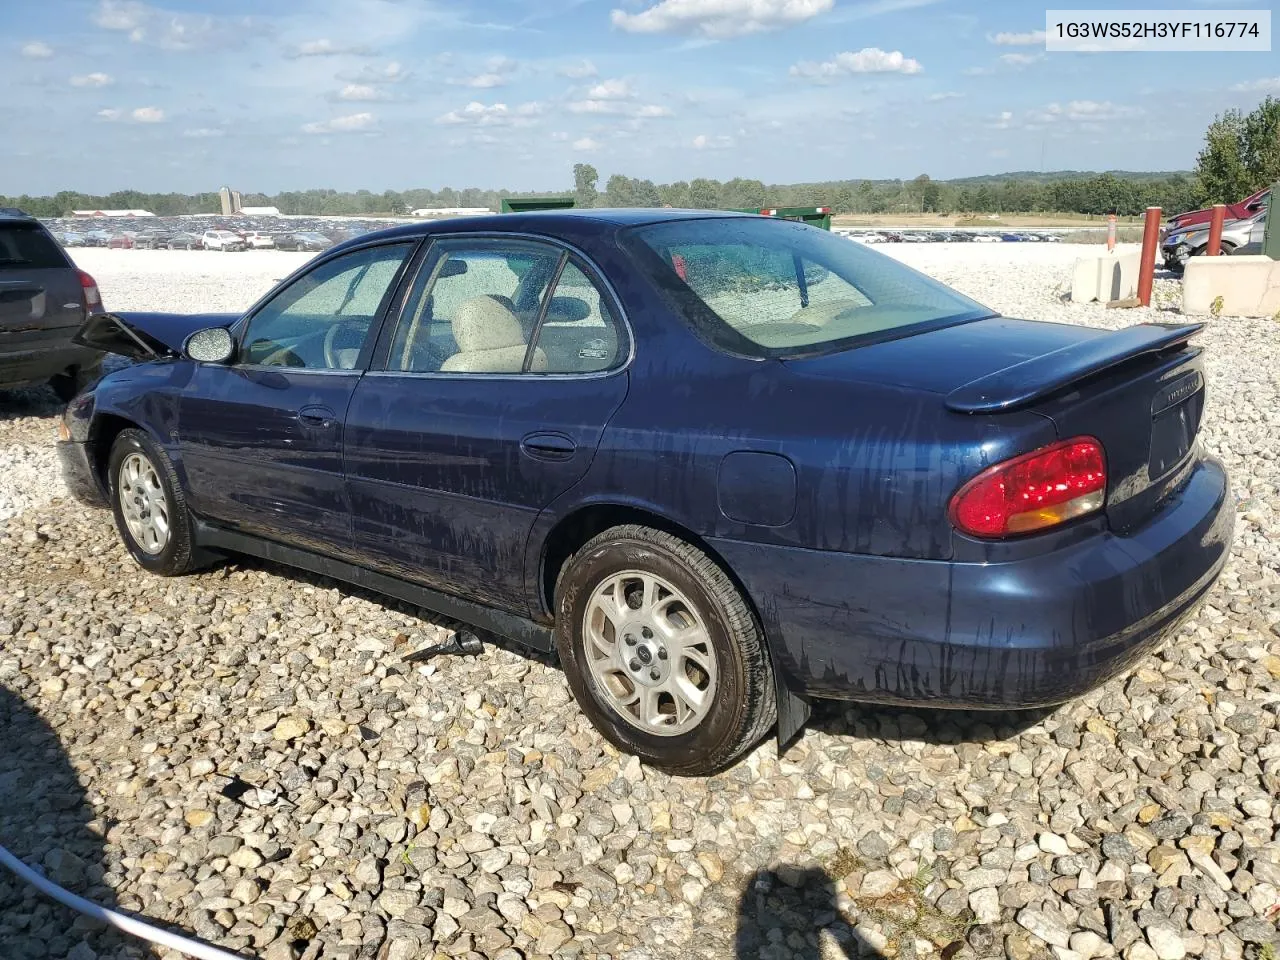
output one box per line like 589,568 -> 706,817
58,210 -> 1233,774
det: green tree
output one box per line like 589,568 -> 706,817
1241,96 -> 1280,190
573,163 -> 599,208
1196,109 -> 1250,203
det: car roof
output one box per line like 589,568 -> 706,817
327,207 -> 755,254
0,207 -> 38,224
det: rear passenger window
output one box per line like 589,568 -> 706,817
0,224 -> 69,270
531,261 -> 622,374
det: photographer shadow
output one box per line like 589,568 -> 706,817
735,866 -> 887,960
0,684 -> 143,959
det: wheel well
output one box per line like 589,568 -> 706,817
89,414 -> 137,489
538,504 -> 746,622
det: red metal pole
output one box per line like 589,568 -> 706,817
1206,204 -> 1226,256
1137,207 -> 1161,307
1107,214 -> 1117,252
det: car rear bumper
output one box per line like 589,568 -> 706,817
0,339 -> 101,390
57,439 -> 107,506
712,456 -> 1233,709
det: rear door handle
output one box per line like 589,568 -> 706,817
297,404 -> 337,429
521,432 -> 577,461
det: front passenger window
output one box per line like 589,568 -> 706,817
240,242 -> 414,369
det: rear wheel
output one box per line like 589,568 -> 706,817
555,525 -> 776,775
108,429 -> 200,576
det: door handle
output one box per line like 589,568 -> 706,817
521,432 -> 577,461
297,404 -> 337,429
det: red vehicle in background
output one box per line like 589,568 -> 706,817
1163,186 -> 1270,240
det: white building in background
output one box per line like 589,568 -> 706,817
71,209 -> 155,218
411,207 -> 492,218
240,206 -> 281,216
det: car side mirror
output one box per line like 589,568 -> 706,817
184,326 -> 235,364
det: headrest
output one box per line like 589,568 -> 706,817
453,296 -> 525,352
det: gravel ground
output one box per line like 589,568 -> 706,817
2,245 -> 1278,960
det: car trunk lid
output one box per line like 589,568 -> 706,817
786,317 -> 1207,534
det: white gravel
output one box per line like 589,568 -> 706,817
2,243 -> 1278,960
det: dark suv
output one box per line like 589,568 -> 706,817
1,208 -> 105,400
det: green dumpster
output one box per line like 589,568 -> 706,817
500,197 -> 576,213
1262,184 -> 1278,260
730,206 -> 833,230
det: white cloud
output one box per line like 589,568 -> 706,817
94,0 -> 147,31
1231,76 -> 1280,92
551,131 -> 570,141
586,78 -> 633,100
991,29 -> 1046,45
1023,100 -> 1140,126
927,91 -> 962,101
96,105 -> 165,123
560,60 -> 598,79
692,133 -> 734,149
183,127 -> 224,138
302,112 -> 376,134
71,72 -> 114,88
567,98 -> 672,117
21,41 -> 54,59
345,61 -> 410,85
991,110 -> 1014,129
573,137 -> 600,151
612,0 -> 834,39
1000,52 -> 1043,66
93,0 -> 245,51
338,83 -> 387,101
292,38 -> 373,58
790,47 -> 923,80
450,56 -> 519,88
435,101 -> 541,126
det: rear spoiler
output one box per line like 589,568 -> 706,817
946,322 -> 1203,414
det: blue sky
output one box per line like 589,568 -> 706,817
4,0 -> 1277,194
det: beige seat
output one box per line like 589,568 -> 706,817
440,295 -> 547,373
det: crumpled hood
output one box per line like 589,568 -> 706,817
74,311 -> 240,360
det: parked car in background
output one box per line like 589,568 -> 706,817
167,232 -> 203,250
202,229 -> 245,252
0,208 -> 105,400
276,231 -> 332,252
241,231 -> 276,250
1161,209 -> 1265,272
61,209 -> 1232,774
1163,186 -> 1270,241
82,230 -> 112,248
59,232 -> 86,247
107,232 -> 139,249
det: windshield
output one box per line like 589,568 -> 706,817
622,217 -> 992,358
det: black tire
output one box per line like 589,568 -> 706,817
107,429 -> 200,576
49,363 -> 102,403
554,525 -> 776,776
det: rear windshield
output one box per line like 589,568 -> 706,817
0,222 -> 70,270
622,217 -> 991,358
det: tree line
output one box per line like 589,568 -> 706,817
0,174 -> 1206,220
5,96 -> 1276,219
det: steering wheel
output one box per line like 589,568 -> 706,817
324,319 -> 368,370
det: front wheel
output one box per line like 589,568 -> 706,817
555,525 -> 776,776
108,429 -> 200,576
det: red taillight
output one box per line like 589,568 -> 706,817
78,270 -> 103,314
949,437 -> 1107,539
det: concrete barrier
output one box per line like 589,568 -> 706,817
1070,251 -> 1141,303
1182,255 -> 1280,317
